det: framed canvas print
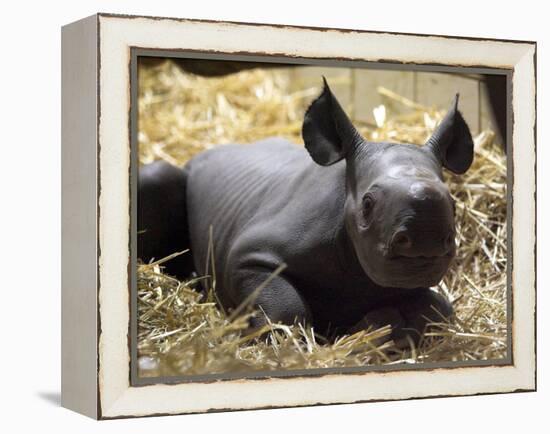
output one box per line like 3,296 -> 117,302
61,13 -> 536,419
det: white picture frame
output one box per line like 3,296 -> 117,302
61,13 -> 536,419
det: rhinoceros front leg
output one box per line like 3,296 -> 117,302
350,288 -> 454,349
229,267 -> 312,330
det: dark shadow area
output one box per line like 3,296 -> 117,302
37,391 -> 61,407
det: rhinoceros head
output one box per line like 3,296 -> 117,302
302,78 -> 474,288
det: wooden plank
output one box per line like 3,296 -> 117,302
289,66 -> 353,112
353,69 -> 415,124
415,72 -> 480,133
480,81 -> 493,132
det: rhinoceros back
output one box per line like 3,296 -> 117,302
185,138 -> 309,278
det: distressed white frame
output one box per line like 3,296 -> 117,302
62,13 -> 536,419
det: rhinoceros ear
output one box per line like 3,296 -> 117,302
426,94 -> 474,174
302,77 -> 363,166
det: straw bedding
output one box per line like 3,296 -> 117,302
137,60 -> 507,378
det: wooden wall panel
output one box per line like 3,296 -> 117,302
353,69 -> 415,124
415,72 -> 480,133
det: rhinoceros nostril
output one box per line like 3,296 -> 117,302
391,230 -> 412,251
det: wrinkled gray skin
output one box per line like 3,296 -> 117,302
138,79 -> 474,345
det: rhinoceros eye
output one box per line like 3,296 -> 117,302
362,193 -> 375,222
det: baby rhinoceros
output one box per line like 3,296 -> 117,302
138,79 -> 474,347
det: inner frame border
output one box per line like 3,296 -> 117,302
129,47 -> 514,387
